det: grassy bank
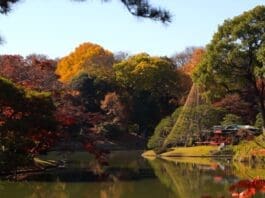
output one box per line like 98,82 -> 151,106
142,146 -> 220,158
143,134 -> 265,163
161,146 -> 219,157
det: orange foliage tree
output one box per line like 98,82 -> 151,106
55,42 -> 114,83
179,48 -> 205,75
173,48 -> 205,104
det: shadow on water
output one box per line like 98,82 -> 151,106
0,151 -> 174,198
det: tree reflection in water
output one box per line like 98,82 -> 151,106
1,151 -> 265,197
0,151 -> 172,198
29,181 -> 68,198
147,157 -> 265,198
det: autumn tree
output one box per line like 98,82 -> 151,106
0,55 -> 24,80
193,6 -> 265,126
100,92 -> 126,123
173,48 -> 205,105
99,92 -> 127,139
0,54 -> 61,92
0,56 -> 112,163
179,48 -> 205,75
213,94 -> 256,123
171,47 -> 196,68
56,42 -> 114,83
0,77 -> 57,171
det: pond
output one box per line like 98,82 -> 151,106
0,150 -> 264,198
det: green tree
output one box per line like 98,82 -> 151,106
221,114 -> 243,126
114,53 -> 180,135
70,73 -> 115,112
193,6 -> 265,126
114,53 -> 179,97
147,107 -> 183,149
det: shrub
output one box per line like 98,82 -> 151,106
147,116 -> 173,149
147,107 -> 183,149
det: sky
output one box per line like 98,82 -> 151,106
0,0 -> 264,59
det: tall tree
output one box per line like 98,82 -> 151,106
193,6 -> 265,125
113,53 -> 180,135
114,53 -> 179,97
56,42 -> 114,83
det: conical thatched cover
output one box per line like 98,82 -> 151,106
163,84 -> 205,147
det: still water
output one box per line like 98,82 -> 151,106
0,151 -> 264,198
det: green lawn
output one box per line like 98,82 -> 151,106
160,146 -> 219,157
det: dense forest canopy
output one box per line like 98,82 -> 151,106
193,5 -> 265,124
0,38 -> 194,170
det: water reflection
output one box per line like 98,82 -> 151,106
147,157 -> 265,198
0,178 -> 174,198
0,151 -> 174,198
147,158 -> 232,197
1,151 -> 265,198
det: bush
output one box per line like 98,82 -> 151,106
147,116 -> 173,149
147,107 -> 183,149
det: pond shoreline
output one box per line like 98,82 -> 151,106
142,146 -> 233,159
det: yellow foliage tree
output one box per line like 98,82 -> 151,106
56,42 -> 114,82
